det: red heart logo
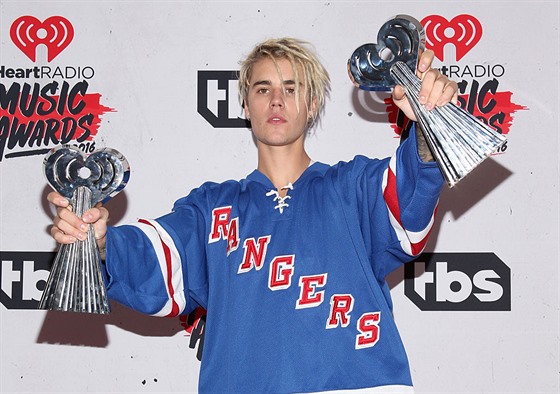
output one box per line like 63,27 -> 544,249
421,14 -> 482,61
10,15 -> 74,62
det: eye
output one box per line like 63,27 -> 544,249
257,88 -> 269,94
285,87 -> 296,95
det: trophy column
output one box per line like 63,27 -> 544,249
39,146 -> 130,314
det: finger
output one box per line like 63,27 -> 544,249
97,205 -> 110,223
82,206 -> 101,224
392,84 -> 406,102
83,204 -> 109,241
81,206 -> 109,226
47,191 -> 69,208
436,80 -> 459,107
57,206 -> 89,237
53,213 -> 88,241
57,204 -> 84,225
417,49 -> 435,75
50,224 -> 82,244
418,69 -> 439,107
425,75 -> 451,110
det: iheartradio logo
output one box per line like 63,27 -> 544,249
10,15 -> 74,62
421,14 -> 483,62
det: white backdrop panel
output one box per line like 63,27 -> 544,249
0,1 -> 558,393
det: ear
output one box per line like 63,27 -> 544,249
308,96 -> 317,120
243,100 -> 250,120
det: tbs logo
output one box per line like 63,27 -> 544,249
0,251 -> 54,309
404,253 -> 511,311
197,70 -> 249,128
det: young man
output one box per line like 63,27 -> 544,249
49,38 -> 457,393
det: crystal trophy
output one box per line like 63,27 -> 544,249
39,145 -> 130,313
347,15 -> 507,187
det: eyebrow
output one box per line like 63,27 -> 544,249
251,79 -> 297,88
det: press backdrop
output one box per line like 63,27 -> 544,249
1,1 -> 558,393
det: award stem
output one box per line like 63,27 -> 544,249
38,186 -> 111,314
389,61 -> 507,187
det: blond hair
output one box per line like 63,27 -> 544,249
238,38 -> 331,126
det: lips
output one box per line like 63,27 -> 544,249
268,115 -> 286,124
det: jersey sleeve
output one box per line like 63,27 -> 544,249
103,192 -> 209,317
341,124 -> 444,280
381,124 -> 444,259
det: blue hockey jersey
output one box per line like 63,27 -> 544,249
104,127 -> 444,393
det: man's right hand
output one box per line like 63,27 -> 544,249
47,191 -> 110,258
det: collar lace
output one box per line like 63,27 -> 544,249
265,183 -> 294,214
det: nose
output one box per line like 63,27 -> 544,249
270,88 -> 285,108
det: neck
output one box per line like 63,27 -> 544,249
257,143 -> 311,190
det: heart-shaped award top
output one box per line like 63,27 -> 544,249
348,14 -> 426,91
44,145 -> 130,204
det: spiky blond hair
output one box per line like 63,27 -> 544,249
238,38 -> 331,126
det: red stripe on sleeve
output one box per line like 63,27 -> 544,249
138,219 -> 180,317
383,166 -> 401,223
383,165 -> 435,257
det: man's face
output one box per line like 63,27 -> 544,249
244,57 -> 314,150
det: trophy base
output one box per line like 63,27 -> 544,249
39,186 -> 111,314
